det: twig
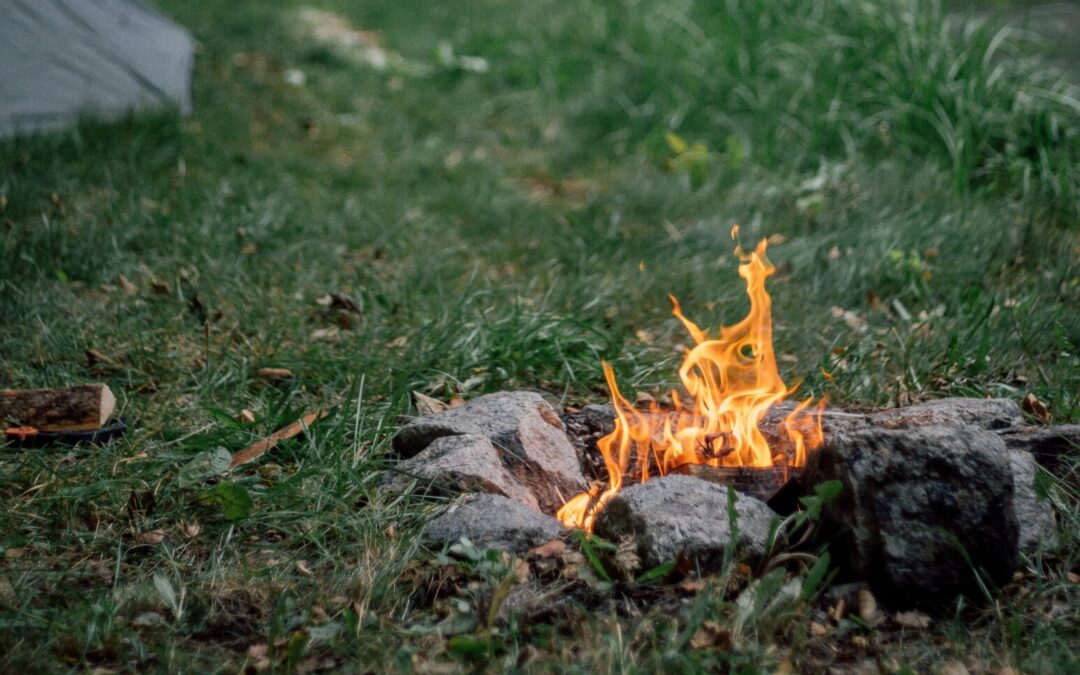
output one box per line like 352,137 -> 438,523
229,410 -> 327,469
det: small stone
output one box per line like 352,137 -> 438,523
391,392 -> 586,514
421,493 -> 563,553
594,474 -> 776,573
383,434 -> 540,511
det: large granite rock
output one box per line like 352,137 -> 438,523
421,493 -> 563,553
392,392 -> 586,514
805,425 -> 1022,602
382,434 -> 540,511
594,474 -> 776,573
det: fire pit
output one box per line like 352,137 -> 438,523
385,229 -> 1072,604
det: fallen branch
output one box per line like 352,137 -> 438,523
229,410 -> 327,469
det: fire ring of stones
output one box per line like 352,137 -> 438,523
384,392 -> 1074,606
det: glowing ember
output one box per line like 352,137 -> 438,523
558,228 -> 824,530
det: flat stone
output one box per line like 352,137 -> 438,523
421,493 -> 563,553
594,474 -> 776,573
869,398 -> 1023,431
392,392 -> 586,514
382,434 -> 539,511
805,425 -> 1020,602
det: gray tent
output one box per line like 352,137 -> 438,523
0,0 -> 194,139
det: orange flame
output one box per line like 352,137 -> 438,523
558,232 -> 824,530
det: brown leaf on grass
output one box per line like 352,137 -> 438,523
257,367 -> 294,381
449,395 -> 466,408
310,327 -> 340,341
2,548 -> 24,559
527,540 -> 566,559
513,558 -> 530,584
85,348 -> 120,369
937,661 -> 970,675
229,410 -> 327,470
689,621 -> 732,650
386,335 -> 408,349
246,643 -> 271,672
894,610 -> 931,629
412,391 -> 449,415
1022,393 -> 1051,423
829,598 -> 846,623
137,530 -> 166,545
678,578 -> 707,593
178,522 -> 201,538
810,621 -> 829,636
857,589 -> 884,627
1066,572 -> 1080,584
296,560 -> 314,576
118,274 -> 137,294
236,409 -> 257,425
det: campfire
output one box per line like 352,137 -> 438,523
387,229 -> 1067,603
558,228 -> 825,530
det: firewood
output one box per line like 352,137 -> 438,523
0,384 -> 116,432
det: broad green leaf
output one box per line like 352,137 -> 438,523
199,482 -> 253,520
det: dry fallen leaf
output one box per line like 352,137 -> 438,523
257,367 -> 294,381
117,274 -> 137,294
246,643 -> 271,672
178,522 -> 201,538
894,609 -> 931,629
412,391 -> 449,415
296,560 -> 314,576
689,621 -> 732,650
613,535 -> 641,581
678,578 -> 707,594
809,621 -> 829,636
851,635 -> 870,649
513,558 -> 530,584
386,335 -> 408,349
1066,572 -> 1080,584
527,540 -> 566,559
2,547 -> 24,559
237,409 -> 257,424
310,327 -> 340,341
1022,393 -> 1051,423
938,661 -> 970,675
137,530 -> 166,545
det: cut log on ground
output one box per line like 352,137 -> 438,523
0,383 -> 116,431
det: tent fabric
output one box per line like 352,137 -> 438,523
0,0 -> 195,138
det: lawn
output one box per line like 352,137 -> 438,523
1,0 -> 1079,671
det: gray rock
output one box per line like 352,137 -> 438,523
805,425 -> 1020,602
382,434 -> 540,511
392,392 -> 586,514
998,424 -> 1080,473
869,398 -> 1023,431
421,493 -> 563,553
594,474 -> 777,573
1007,449 -> 1056,552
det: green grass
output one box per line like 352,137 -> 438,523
1,0 -> 1079,671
